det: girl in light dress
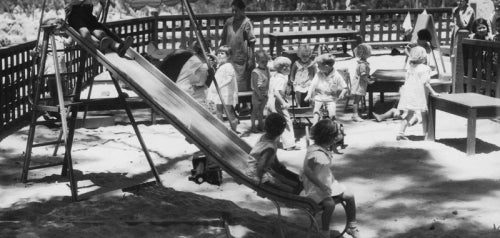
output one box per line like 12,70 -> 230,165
396,46 -> 440,140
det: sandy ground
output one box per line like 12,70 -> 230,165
1,52 -> 500,238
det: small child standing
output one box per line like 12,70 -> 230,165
290,44 -> 316,108
267,56 -> 300,151
250,50 -> 270,133
397,46 -> 440,140
350,43 -> 374,122
304,54 -> 348,125
301,119 -> 360,238
65,0 -> 133,57
208,45 -> 239,132
245,113 -> 302,193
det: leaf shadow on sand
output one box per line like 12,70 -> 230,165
330,145 -> 500,237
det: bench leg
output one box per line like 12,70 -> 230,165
466,108 -> 477,155
427,97 -> 436,141
368,92 -> 374,118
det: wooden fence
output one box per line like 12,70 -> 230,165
457,39 -> 500,97
1,7 -> 453,137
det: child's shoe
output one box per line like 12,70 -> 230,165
118,37 -> 134,57
346,226 -> 361,238
396,133 -> 409,141
372,112 -> 382,122
352,115 -> 364,122
99,37 -> 113,52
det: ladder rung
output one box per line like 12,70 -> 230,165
33,140 -> 64,147
29,162 -> 64,170
33,101 -> 83,112
43,72 -> 79,77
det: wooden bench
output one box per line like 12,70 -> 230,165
427,93 -> 500,155
367,41 -> 410,49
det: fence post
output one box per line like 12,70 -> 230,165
452,30 -> 468,93
359,4 -> 368,42
151,10 -> 159,46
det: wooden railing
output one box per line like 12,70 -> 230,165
1,8 -> 454,137
457,39 -> 500,98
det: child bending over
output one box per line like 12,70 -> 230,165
65,0 -> 133,57
267,57 -> 300,150
250,50 -> 270,133
351,43 -> 374,122
245,113 -> 302,193
305,54 -> 348,125
301,119 -> 360,238
290,44 -> 316,108
397,46 -> 440,140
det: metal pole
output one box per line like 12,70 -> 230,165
181,0 -> 237,130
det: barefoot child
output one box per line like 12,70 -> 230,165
267,56 -> 300,150
397,46 -> 439,140
304,54 -> 348,124
250,50 -> 270,133
351,43 -> 374,122
65,0 -> 133,57
246,113 -> 302,193
290,44 -> 316,108
301,119 -> 360,238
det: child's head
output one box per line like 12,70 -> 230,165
297,44 -> 313,63
264,113 -> 287,138
273,56 -> 292,75
472,18 -> 489,37
416,29 -> 432,47
408,46 -> 427,65
315,53 -> 335,74
311,119 -> 339,146
354,43 -> 372,60
216,45 -> 232,63
254,50 -> 270,68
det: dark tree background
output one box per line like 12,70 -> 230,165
0,0 -> 458,15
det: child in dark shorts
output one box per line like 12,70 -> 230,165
65,0 -> 133,57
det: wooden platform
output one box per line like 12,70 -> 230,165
427,93 -> 500,155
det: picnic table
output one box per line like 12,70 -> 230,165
427,93 -> 500,155
267,28 -> 361,57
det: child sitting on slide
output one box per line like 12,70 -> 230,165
65,0 -> 133,57
245,113 -> 302,194
301,119 -> 361,238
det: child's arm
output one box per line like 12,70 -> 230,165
274,88 -> 289,109
256,148 -> 275,184
303,158 -> 331,194
337,74 -> 348,99
250,71 -> 264,99
304,74 -> 318,102
216,65 -> 234,88
424,82 -> 440,97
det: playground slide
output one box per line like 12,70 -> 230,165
62,25 -> 320,213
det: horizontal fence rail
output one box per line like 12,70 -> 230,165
1,8 -> 454,136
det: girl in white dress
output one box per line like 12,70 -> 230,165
397,46 -> 440,140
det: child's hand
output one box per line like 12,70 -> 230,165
304,95 -> 311,102
432,92 -> 440,97
338,92 -> 346,100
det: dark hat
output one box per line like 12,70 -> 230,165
231,0 -> 246,9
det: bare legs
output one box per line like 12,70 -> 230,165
352,95 -> 364,122
319,191 -> 359,238
216,104 -> 239,132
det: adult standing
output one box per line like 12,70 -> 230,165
451,0 -> 475,56
220,0 -> 256,93
489,0 -> 500,35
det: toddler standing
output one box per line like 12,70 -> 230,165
208,45 -> 239,132
250,50 -> 270,133
304,54 -> 348,125
397,46 -> 440,140
301,119 -> 360,238
267,57 -> 300,151
350,43 -> 374,122
290,44 -> 316,108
